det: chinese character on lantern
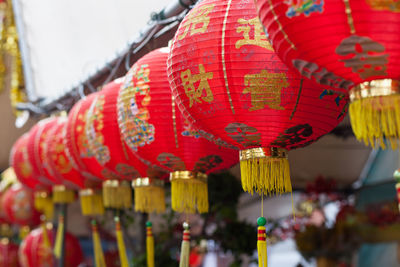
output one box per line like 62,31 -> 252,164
235,17 -> 273,50
181,64 -> 214,107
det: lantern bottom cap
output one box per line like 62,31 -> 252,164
349,81 -> 400,149
239,148 -> 292,196
52,185 -> 75,204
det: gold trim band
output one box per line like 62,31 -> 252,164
102,179 -> 130,188
79,188 -> 100,197
349,79 -> 400,102
34,190 -> 50,199
169,171 -> 207,184
53,185 -> 72,193
132,177 -> 164,188
239,147 -> 288,161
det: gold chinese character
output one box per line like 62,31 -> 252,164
236,17 -> 273,50
181,64 -> 214,107
243,70 -> 289,111
178,4 -> 215,40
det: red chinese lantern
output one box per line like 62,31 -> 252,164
168,0 -> 347,198
10,134 -> 42,190
43,117 -> 84,190
0,238 -> 19,267
18,224 -> 83,267
256,0 -> 400,149
118,47 -> 238,215
2,183 -> 40,226
86,79 -> 168,212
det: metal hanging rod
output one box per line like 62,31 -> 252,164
16,0 -> 198,115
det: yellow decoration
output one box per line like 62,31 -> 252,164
349,79 -> 400,149
179,222 -> 190,267
115,217 -> 129,267
257,226 -> 268,267
79,189 -> 105,216
240,147 -> 292,196
19,225 -> 30,240
102,180 -> 132,209
132,178 -> 165,214
170,171 -> 208,214
91,220 -> 106,267
52,185 -> 75,204
34,191 -> 54,220
53,214 -> 64,259
146,222 -> 155,267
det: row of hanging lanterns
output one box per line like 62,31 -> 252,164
9,0 -> 400,266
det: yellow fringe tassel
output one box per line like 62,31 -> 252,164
349,95 -> 400,149
91,220 -> 107,267
146,222 -> 155,267
103,180 -> 132,209
171,179 -> 208,214
34,191 -> 54,220
179,222 -> 190,267
79,189 -> 105,216
134,186 -> 165,214
53,214 -> 64,259
115,217 -> 129,267
52,186 -> 75,204
257,223 -> 268,267
19,226 -> 30,240
240,157 -> 292,196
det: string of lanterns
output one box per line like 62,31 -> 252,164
5,0 -> 400,266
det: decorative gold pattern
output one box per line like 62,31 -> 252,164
181,64 -> 214,107
177,4 -> 215,40
132,177 -> 164,188
366,0 -> 400,12
170,171 -> 208,184
349,79 -> 400,102
222,0 -> 235,114
243,70 -> 288,111
239,147 -> 288,161
171,94 -> 179,148
236,17 -> 273,50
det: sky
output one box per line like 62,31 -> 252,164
16,0 -> 171,100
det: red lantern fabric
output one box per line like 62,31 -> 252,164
26,118 -> 61,187
65,93 -> 120,181
2,184 -> 40,226
18,226 -> 83,267
43,118 -> 84,189
167,0 -> 347,195
255,0 -> 400,148
0,239 -> 19,267
118,47 -> 238,213
10,134 -> 42,190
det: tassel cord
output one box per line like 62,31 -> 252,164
115,215 -> 129,267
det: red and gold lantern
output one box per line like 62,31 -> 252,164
10,134 -> 42,190
118,47 -> 238,214
2,183 -> 39,226
86,79 -> 168,212
168,0 -> 347,198
256,0 -> 400,149
0,238 -> 19,267
18,224 -> 83,267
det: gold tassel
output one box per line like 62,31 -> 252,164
103,180 -> 132,209
349,79 -> 400,149
52,185 -> 75,204
34,191 -> 54,220
132,178 -> 165,214
53,213 -> 64,259
146,221 -> 155,267
41,221 -> 51,252
170,171 -> 208,214
257,217 -> 268,267
79,189 -> 105,216
115,217 -> 129,267
239,148 -> 292,196
179,222 -> 190,267
91,220 -> 106,267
